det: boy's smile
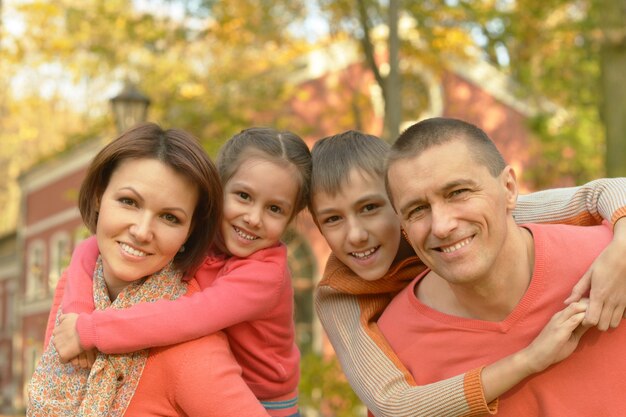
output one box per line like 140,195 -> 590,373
313,168 -> 402,281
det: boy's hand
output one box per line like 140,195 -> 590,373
52,313 -> 83,362
522,299 -> 590,375
565,218 -> 626,330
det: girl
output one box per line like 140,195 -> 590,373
30,123 -> 270,416
52,127 -> 311,417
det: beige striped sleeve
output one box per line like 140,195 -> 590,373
514,177 -> 626,226
315,284 -> 495,417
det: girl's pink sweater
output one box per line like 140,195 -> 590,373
61,236 -> 300,399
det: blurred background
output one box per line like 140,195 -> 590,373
0,0 -> 624,415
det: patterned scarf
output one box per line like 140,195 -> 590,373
28,258 -> 188,417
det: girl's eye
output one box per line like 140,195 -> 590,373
269,205 -> 283,214
237,192 -> 250,200
162,213 -> 180,224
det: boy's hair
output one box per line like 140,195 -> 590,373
79,122 -> 223,276
310,130 -> 389,204
386,117 -> 506,183
217,127 -> 312,219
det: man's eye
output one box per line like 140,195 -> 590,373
450,189 -> 470,197
407,205 -> 427,221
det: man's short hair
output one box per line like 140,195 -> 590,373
310,130 -> 389,201
387,117 -> 507,178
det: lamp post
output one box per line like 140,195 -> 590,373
110,82 -> 151,134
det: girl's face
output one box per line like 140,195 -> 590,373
96,158 -> 198,298
221,157 -> 299,258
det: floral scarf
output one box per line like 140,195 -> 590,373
28,258 -> 187,417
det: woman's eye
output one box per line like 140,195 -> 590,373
162,213 -> 180,224
119,197 -> 136,206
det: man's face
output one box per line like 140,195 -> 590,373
312,168 -> 401,281
387,140 -> 517,286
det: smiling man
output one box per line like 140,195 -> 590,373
378,117 -> 626,416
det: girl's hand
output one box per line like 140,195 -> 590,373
521,299 -> 590,375
70,349 -> 97,369
565,219 -> 626,330
52,313 -> 83,363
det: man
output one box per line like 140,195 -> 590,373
379,117 -> 626,416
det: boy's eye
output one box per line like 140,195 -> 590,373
162,213 -> 180,224
362,203 -> 378,213
269,205 -> 283,214
323,215 -> 341,224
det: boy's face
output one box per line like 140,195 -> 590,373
312,168 -> 401,281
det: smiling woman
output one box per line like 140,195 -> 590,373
28,122 -> 271,417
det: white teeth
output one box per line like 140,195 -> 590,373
441,237 -> 472,253
351,247 -> 378,259
234,226 -> 257,241
120,242 -> 148,257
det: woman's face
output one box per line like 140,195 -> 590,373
96,158 -> 198,297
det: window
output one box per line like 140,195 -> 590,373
283,229 -> 316,354
49,232 -> 71,291
26,241 -> 46,300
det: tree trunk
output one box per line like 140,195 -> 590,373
383,0 -> 402,143
599,0 -> 626,176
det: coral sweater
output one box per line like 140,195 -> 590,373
61,240 -> 299,399
379,224 -> 625,416
46,278 -> 270,417
315,178 -> 626,417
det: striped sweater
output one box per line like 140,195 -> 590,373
315,177 -> 626,417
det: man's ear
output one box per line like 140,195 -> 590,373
501,165 -> 518,210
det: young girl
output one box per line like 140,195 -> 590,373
52,127 -> 311,417
31,123 -> 270,416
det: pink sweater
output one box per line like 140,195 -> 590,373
379,223 -> 626,416
62,236 -> 300,400
47,277 -> 270,416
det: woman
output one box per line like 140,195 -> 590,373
28,123 -> 270,417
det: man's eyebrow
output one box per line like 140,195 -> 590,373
398,179 -> 478,217
441,178 -> 478,192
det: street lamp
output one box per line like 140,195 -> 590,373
110,82 -> 151,134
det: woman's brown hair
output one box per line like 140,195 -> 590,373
78,122 -> 222,276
